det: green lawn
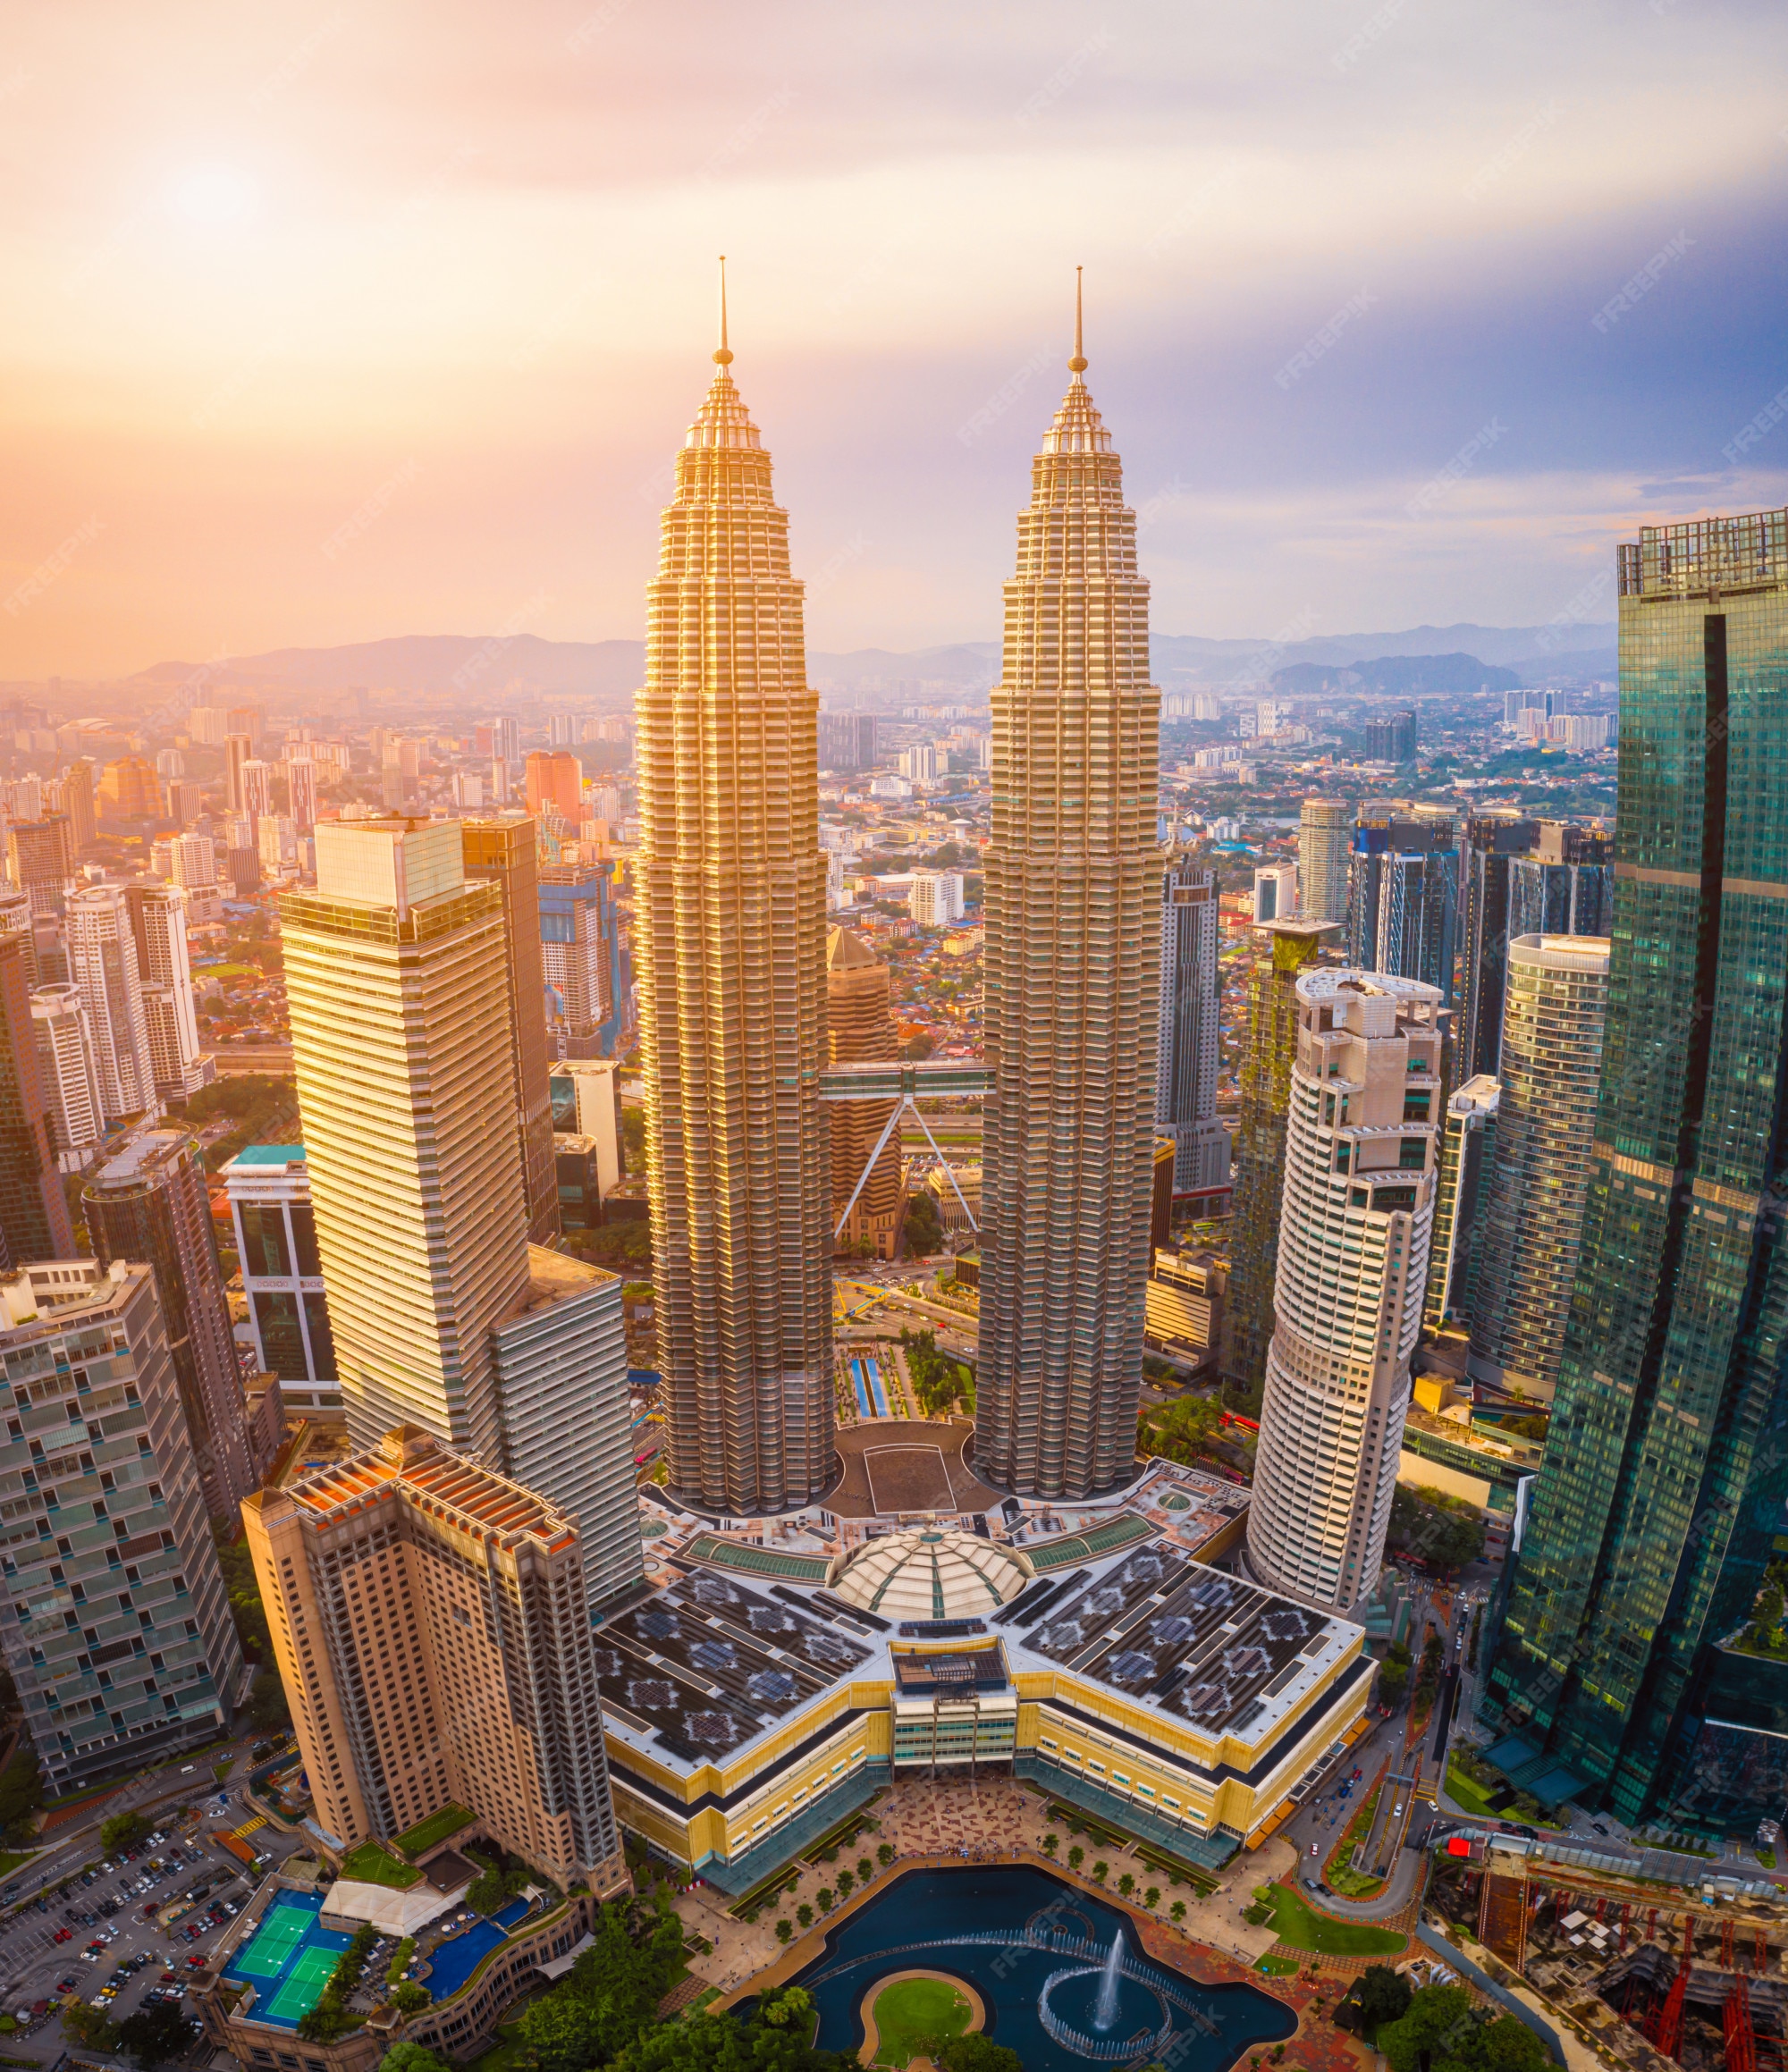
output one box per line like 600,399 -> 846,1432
870,1976 -> 974,2068
1443,1757 -> 1503,1821
1255,1955 -> 1301,1977
1258,1884 -> 1404,1956
339,1841 -> 422,1890
0,1853 -> 36,1879
392,1804 -> 475,1859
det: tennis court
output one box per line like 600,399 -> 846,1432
224,1891 -> 354,2029
233,1902 -> 311,1978
265,1943 -> 345,2023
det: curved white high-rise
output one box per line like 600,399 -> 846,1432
1247,969 -> 1445,1613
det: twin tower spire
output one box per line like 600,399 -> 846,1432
636,265 -> 1161,1516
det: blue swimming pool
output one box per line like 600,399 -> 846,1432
424,1898 -> 533,2002
777,1866 -> 1294,2072
848,1357 -> 890,1418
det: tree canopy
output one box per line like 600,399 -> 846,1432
1352,1963 -> 1413,2032
617,1987 -> 861,2072
1378,1983 -> 1550,2072
116,2002 -> 198,2067
100,1808 -> 153,1854
513,1897 -> 687,2072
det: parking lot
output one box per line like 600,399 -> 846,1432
0,1800 -> 308,2060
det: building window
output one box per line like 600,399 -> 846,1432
291,1201 -> 323,1276
252,1292 -> 308,1381
238,1204 -> 291,1279
303,1293 -> 336,1379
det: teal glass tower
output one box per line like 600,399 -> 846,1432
1487,507 -> 1788,1826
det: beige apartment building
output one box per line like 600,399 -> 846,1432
242,1426 -> 626,1893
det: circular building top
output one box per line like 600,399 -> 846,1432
829,1528 -> 1033,1621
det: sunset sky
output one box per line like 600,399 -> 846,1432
3,0 -> 1785,678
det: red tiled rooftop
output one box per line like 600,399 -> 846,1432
291,1437 -> 570,1545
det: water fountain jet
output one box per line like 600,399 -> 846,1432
1092,1927 -> 1124,2033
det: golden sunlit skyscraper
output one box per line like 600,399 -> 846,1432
635,283 -> 833,1514
977,284 -> 1164,1499
282,819 -> 531,1460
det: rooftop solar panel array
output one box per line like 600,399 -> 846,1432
1021,1538 -> 1329,1732
596,1567 -> 873,1760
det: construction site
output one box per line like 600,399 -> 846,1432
1432,1838 -> 1788,2071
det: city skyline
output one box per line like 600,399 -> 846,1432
9,0 -> 1788,1913
3,3 -> 1785,676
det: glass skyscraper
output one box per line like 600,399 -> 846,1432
1488,506 -> 1788,1827
1345,804 -> 1459,1006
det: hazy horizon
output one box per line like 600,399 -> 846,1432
4,0 -> 1784,678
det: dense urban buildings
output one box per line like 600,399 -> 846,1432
489,1248 -> 642,1615
0,1258 -> 247,1792
83,1128 -> 256,1522
1424,1073 -> 1500,1332
242,1425 -> 627,1891
0,930 -> 74,1268
222,1143 -> 340,1416
1155,852 -> 1227,1200
1252,862 -> 1299,922
1345,804 -> 1459,1007
30,983 -> 105,1170
1488,506 -> 1788,1825
7,814 -> 72,919
1246,970 -> 1444,1613
66,884 -> 155,1120
122,882 -> 212,1100
825,925 -> 902,1258
633,319 -> 834,1514
538,856 -> 630,1058
1459,813 -> 1614,1080
818,711 -> 879,773
1299,799 -> 1352,927
1362,709 -> 1416,762
460,817 -> 560,1245
1467,933 -> 1609,1397
1224,919 -> 1335,1400
523,748 -> 584,824
978,304 -> 1162,1499
281,818 -> 531,1459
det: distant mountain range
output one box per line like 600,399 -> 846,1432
126,618 -> 1615,705
1269,653 -> 1523,699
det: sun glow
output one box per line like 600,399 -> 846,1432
169,163 -> 260,227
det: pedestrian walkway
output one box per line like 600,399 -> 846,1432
233,1815 -> 268,1839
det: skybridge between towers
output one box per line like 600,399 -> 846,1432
819,1059 -> 991,1237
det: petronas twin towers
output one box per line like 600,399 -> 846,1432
637,274 -> 1161,1514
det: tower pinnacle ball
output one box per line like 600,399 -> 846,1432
713,253 -> 733,365
1068,263 -> 1087,375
